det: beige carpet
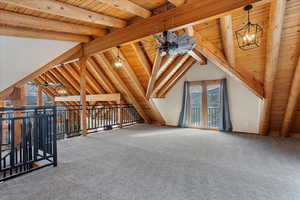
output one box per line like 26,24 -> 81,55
1,124 -> 300,200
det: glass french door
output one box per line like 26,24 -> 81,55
189,80 -> 221,129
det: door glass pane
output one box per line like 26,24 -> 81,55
189,85 -> 203,127
207,84 -> 221,128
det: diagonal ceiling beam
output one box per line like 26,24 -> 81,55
0,10 -> 107,37
56,66 -> 81,93
153,54 -> 190,96
259,0 -> 286,135
146,50 -> 162,99
220,15 -> 236,67
94,0 -> 151,18
168,0 -> 185,6
110,48 -> 165,124
94,53 -> 151,122
63,64 -> 95,95
0,0 -> 126,28
188,49 -> 207,65
54,68 -> 80,95
157,58 -> 196,97
131,42 -> 152,79
195,33 -> 264,98
48,69 -> 79,95
87,59 -> 117,93
280,55 -> 300,137
0,25 -> 91,43
111,48 -> 146,96
157,55 -> 177,78
84,0 -> 265,56
72,62 -> 106,94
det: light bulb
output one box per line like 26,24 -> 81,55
57,88 -> 67,95
243,33 -> 255,42
114,61 -> 123,67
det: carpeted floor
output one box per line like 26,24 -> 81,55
1,124 -> 300,200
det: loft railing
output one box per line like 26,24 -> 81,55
0,106 -> 57,181
0,104 -> 142,181
56,104 -> 143,139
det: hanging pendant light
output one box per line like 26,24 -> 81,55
56,87 -> 67,96
114,46 -> 124,68
235,5 -> 263,50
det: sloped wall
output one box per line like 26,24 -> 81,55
0,36 -> 78,91
152,61 -> 262,133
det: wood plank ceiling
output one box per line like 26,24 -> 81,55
1,0 -> 300,137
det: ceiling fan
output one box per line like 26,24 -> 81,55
28,73 -> 64,88
153,30 -> 196,57
28,82 -> 64,88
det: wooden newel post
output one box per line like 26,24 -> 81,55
80,56 -> 88,136
38,86 -> 43,106
118,100 -> 123,128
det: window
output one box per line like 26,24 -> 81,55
188,80 -> 221,129
25,83 -> 53,106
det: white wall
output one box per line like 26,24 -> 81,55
152,61 -> 262,133
0,36 -> 78,91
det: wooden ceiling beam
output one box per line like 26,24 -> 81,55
195,33 -> 264,98
0,25 -> 91,43
259,0 -> 286,135
47,69 -> 78,95
168,0 -> 185,6
111,48 -> 146,95
87,59 -> 115,93
131,42 -> 152,79
0,0 -> 126,28
56,67 -> 81,93
153,55 -> 191,96
0,10 -> 107,37
157,55 -> 177,78
110,48 -> 165,124
94,0 -> 151,18
157,58 -> 196,97
64,64 -> 95,95
39,73 -> 79,106
185,25 -> 194,36
72,62 -> 106,94
90,57 -> 127,104
220,15 -> 236,67
94,53 -> 150,122
188,49 -> 207,65
146,50 -> 162,99
281,56 -> 300,137
83,0 -> 264,56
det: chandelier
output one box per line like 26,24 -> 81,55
235,5 -> 263,50
114,46 -> 124,68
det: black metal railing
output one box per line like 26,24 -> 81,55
208,107 -> 220,128
190,107 -> 220,128
191,107 -> 201,127
0,104 -> 142,181
56,104 -> 143,139
0,106 -> 57,181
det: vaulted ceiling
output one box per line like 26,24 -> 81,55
0,0 -> 300,138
